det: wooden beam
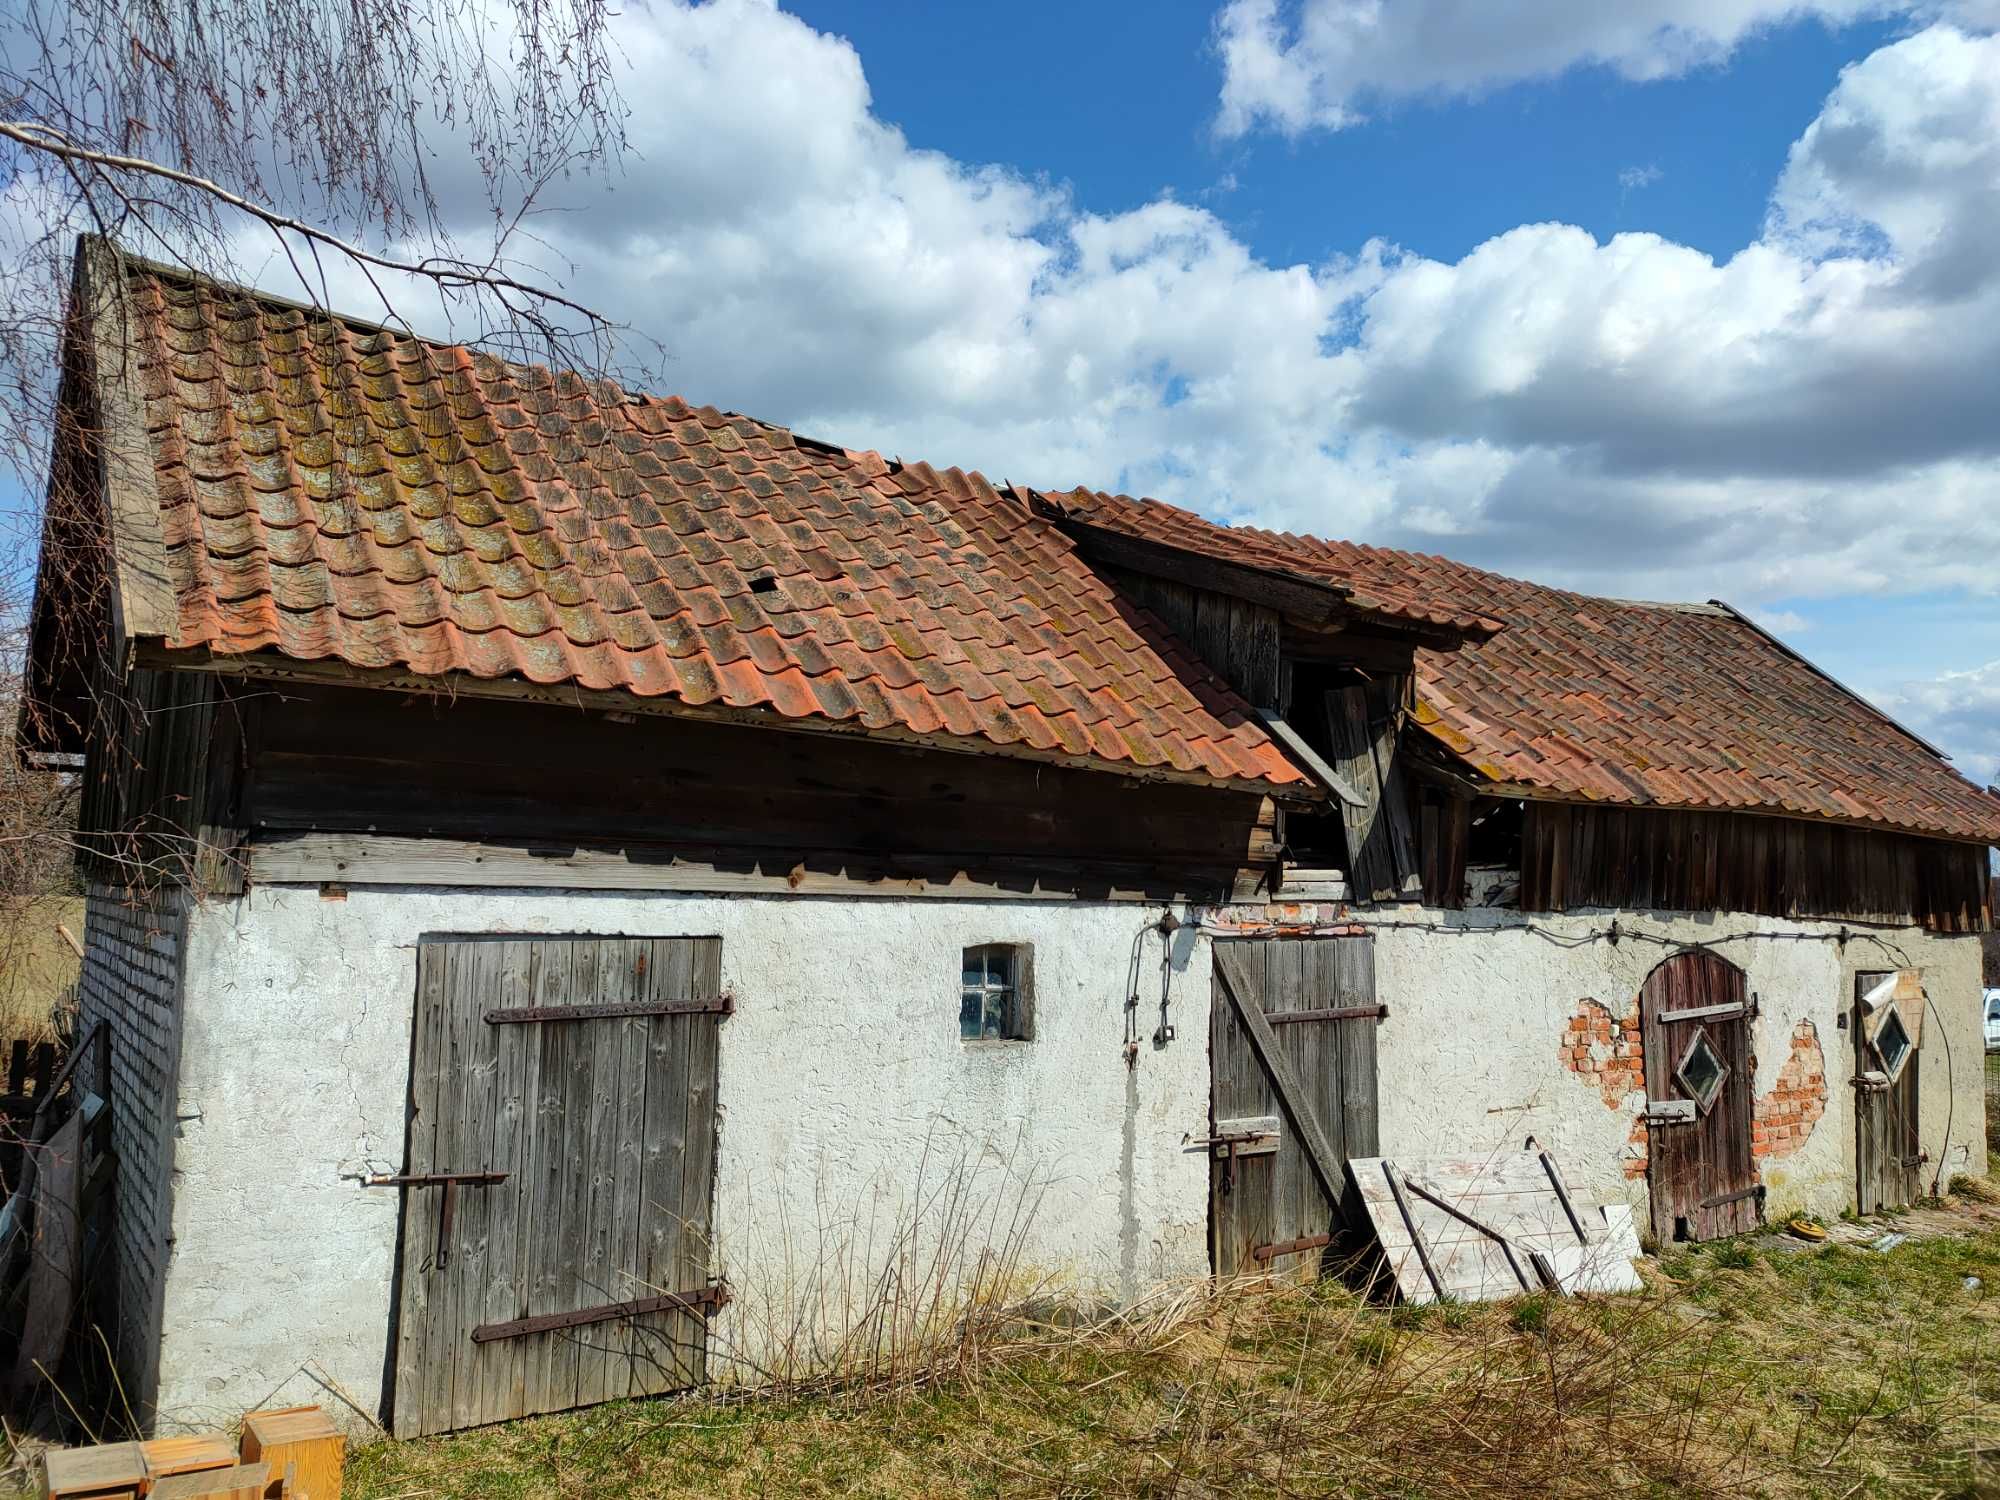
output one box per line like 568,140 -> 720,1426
1051,516 -> 1353,624
247,831 -> 1240,902
1253,709 -> 1364,806
83,238 -> 176,645
1212,943 -> 1349,1224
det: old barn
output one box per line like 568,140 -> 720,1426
21,243 -> 1999,1435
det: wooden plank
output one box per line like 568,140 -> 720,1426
469,942 -> 536,1428
1212,945 -> 1348,1220
139,1434 -> 237,1481
1049,514 -> 1352,623
631,941 -> 690,1395
444,940 -> 497,1434
1332,936 -> 1379,1164
249,833 -> 1221,903
1252,711 -> 1365,807
520,940 -> 579,1418
149,1463 -> 270,1500
391,942 -> 448,1437
42,1441 -> 147,1496
1325,688 -> 1395,901
12,1110 -> 83,1392
572,940 -> 638,1409
85,242 -> 177,642
1363,683 -> 1423,899
1263,1003 -> 1387,1025
679,938 -> 724,1389
602,944 -> 655,1399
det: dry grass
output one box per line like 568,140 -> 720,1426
0,894 -> 82,1042
350,1211 -> 2000,1499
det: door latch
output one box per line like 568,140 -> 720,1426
366,1171 -> 510,1269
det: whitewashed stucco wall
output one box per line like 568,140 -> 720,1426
157,887 -> 1213,1432
151,884 -> 1988,1433
1356,904 -> 1987,1222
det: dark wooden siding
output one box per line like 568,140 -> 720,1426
1105,568 -> 1283,709
1520,801 -> 1991,933
76,667 -> 245,892
238,680 -> 1277,898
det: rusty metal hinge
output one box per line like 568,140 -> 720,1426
484,994 -> 735,1025
471,1282 -> 731,1343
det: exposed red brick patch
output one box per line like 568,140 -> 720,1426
1559,996 -> 1645,1111
1753,1021 -> 1826,1160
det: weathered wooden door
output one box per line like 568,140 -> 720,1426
1209,936 -> 1380,1277
392,936 -> 727,1438
1640,951 -> 1758,1242
1853,971 -> 1922,1213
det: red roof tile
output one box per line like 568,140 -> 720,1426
123,265 -> 1305,794
1042,491 -> 2000,844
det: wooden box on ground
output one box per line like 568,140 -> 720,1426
41,1441 -> 145,1499
239,1407 -> 343,1500
150,1463 -> 268,1499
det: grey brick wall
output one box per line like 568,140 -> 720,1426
75,883 -> 189,1423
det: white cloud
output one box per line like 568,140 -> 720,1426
1619,165 -> 1665,192
1210,0 -> 1990,138
194,6 -> 2000,616
1882,660 -> 2000,785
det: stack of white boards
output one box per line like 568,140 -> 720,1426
1347,1146 -> 1644,1304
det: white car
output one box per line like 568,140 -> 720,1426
1987,988 -> 2000,1052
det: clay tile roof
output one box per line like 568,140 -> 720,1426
1040,489 -> 2000,843
117,259 -> 1305,794
1405,560 -> 2000,844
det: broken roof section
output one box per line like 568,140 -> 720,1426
1047,488 -> 2000,846
68,248 -> 1341,795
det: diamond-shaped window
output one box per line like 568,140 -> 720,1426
1872,1005 -> 1914,1082
1675,1028 -> 1729,1115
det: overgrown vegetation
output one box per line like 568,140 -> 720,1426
350,1222 -> 2000,1500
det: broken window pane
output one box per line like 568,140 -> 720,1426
1873,1006 -> 1913,1080
1676,1028 -> 1728,1114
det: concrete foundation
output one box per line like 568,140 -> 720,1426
121,884 -> 1987,1432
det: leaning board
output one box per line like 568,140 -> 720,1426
1349,1149 -> 1643,1304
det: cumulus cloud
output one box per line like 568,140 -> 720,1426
209,3 -> 2000,615
1210,0 -> 1983,137
1882,660 -> 2000,785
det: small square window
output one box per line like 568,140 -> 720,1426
960,944 -> 1032,1041
1871,1005 -> 1913,1081
1675,1028 -> 1729,1115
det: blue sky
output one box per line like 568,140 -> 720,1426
3,0 -> 1997,787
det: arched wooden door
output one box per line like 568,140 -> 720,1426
1639,951 -> 1759,1242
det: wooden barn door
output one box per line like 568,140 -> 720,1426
1208,936 -> 1380,1277
391,936 -> 727,1438
1853,971 -> 1922,1213
1640,951 -> 1758,1242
